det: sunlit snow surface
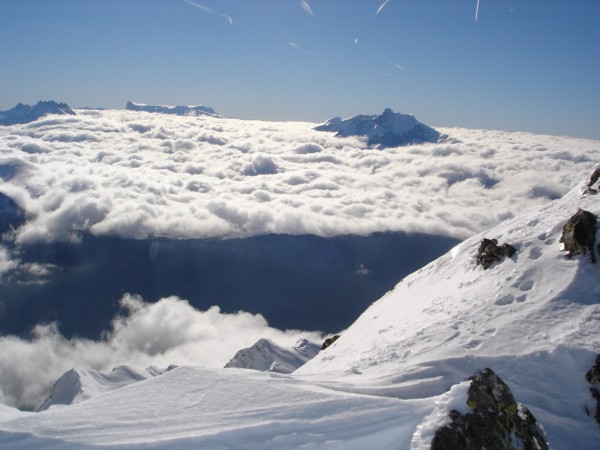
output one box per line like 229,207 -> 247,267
0,111 -> 599,448
0,109 -> 597,242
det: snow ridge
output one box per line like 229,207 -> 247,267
36,365 -> 172,411
225,338 -> 321,373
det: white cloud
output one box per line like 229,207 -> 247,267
0,109 -> 597,243
0,294 -> 322,410
300,0 -> 314,16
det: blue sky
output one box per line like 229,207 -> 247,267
1,0 -> 599,139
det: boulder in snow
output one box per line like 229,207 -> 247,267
320,334 -> 340,350
475,238 -> 516,269
560,209 -> 597,263
431,368 -> 549,450
583,168 -> 600,196
586,354 -> 600,426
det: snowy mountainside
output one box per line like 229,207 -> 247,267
0,173 -> 598,448
295,171 -> 600,448
36,365 -> 172,411
315,108 -> 445,147
125,101 -> 220,117
0,101 -> 75,125
225,338 -> 320,373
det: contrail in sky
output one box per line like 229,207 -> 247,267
375,0 -> 391,15
183,0 -> 233,25
300,0 -> 314,15
475,0 -> 480,21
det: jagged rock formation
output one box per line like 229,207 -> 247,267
0,101 -> 75,125
126,101 -> 220,117
314,108 -> 446,148
431,368 -> 549,450
586,354 -> 600,426
560,209 -> 597,263
224,338 -> 320,374
476,238 -> 516,269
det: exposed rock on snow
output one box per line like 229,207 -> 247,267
314,108 -> 445,148
560,209 -> 597,263
320,334 -> 340,350
475,238 -> 516,269
224,338 -> 320,374
36,365 -> 173,411
0,101 -> 75,125
431,368 -> 549,450
586,354 -> 600,426
125,101 -> 220,117
583,169 -> 600,195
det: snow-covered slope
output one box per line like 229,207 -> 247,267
36,365 -> 172,411
296,171 -> 600,448
0,171 -> 597,449
315,108 -> 444,147
0,101 -> 75,125
125,101 -> 220,117
225,338 -> 320,373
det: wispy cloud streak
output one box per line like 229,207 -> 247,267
375,0 -> 391,15
300,0 -> 314,15
183,0 -> 233,25
475,0 -> 480,21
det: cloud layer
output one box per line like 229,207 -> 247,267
0,294 -> 322,410
0,110 -> 597,244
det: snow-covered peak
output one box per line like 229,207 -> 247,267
225,338 -> 320,374
315,108 -> 445,147
0,101 -> 76,125
36,365 -> 172,411
125,101 -> 220,117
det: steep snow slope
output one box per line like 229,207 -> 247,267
225,338 -> 320,373
296,172 -> 600,448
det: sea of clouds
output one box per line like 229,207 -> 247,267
0,109 -> 598,410
0,109 -> 597,244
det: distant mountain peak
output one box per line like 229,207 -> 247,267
225,338 -> 321,374
315,108 -> 447,148
126,101 -> 220,118
0,100 -> 76,125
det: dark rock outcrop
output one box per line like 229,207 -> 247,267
321,335 -> 340,351
0,101 -> 75,125
476,238 -> 516,269
560,209 -> 597,263
431,368 -> 549,450
586,354 -> 600,426
583,169 -> 600,195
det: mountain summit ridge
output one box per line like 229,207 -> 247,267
315,108 -> 446,147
